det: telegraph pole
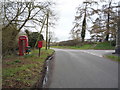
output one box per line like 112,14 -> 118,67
46,10 -> 49,50
115,1 -> 120,54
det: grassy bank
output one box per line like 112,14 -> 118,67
2,48 -> 54,88
52,42 -> 115,50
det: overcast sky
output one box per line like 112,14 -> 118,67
50,0 -> 87,41
38,0 -> 87,42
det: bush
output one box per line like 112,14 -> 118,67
27,32 -> 44,48
2,25 -> 19,56
58,39 -> 95,46
58,39 -> 81,46
111,40 -> 116,46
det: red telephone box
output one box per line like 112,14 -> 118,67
19,35 -> 28,56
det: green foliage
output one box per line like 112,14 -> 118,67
27,32 -> 44,48
81,14 -> 86,42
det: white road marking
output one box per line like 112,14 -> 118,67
105,50 -> 114,52
81,51 -> 103,57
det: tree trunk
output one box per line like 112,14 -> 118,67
46,11 -> 49,50
81,13 -> 86,42
105,33 -> 109,41
105,2 -> 111,41
105,10 -> 110,41
48,38 -> 51,49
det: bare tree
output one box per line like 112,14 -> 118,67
90,18 -> 104,42
2,0 -> 57,55
101,0 -> 116,41
85,0 -> 118,42
73,0 -> 98,42
3,1 -> 53,32
45,10 -> 49,50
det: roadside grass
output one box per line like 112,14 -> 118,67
2,48 -> 54,88
94,42 -> 115,50
105,55 -> 120,62
52,42 -> 115,50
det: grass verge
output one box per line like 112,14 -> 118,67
104,55 -> 120,62
2,48 -> 54,88
93,42 -> 115,50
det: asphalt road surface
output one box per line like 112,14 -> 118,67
48,49 -> 118,88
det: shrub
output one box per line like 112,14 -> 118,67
2,25 -> 19,56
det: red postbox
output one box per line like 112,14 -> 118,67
38,41 -> 43,57
38,41 -> 43,48
19,35 -> 28,56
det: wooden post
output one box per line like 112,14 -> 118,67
38,48 -> 41,57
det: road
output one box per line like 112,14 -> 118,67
48,49 -> 118,88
